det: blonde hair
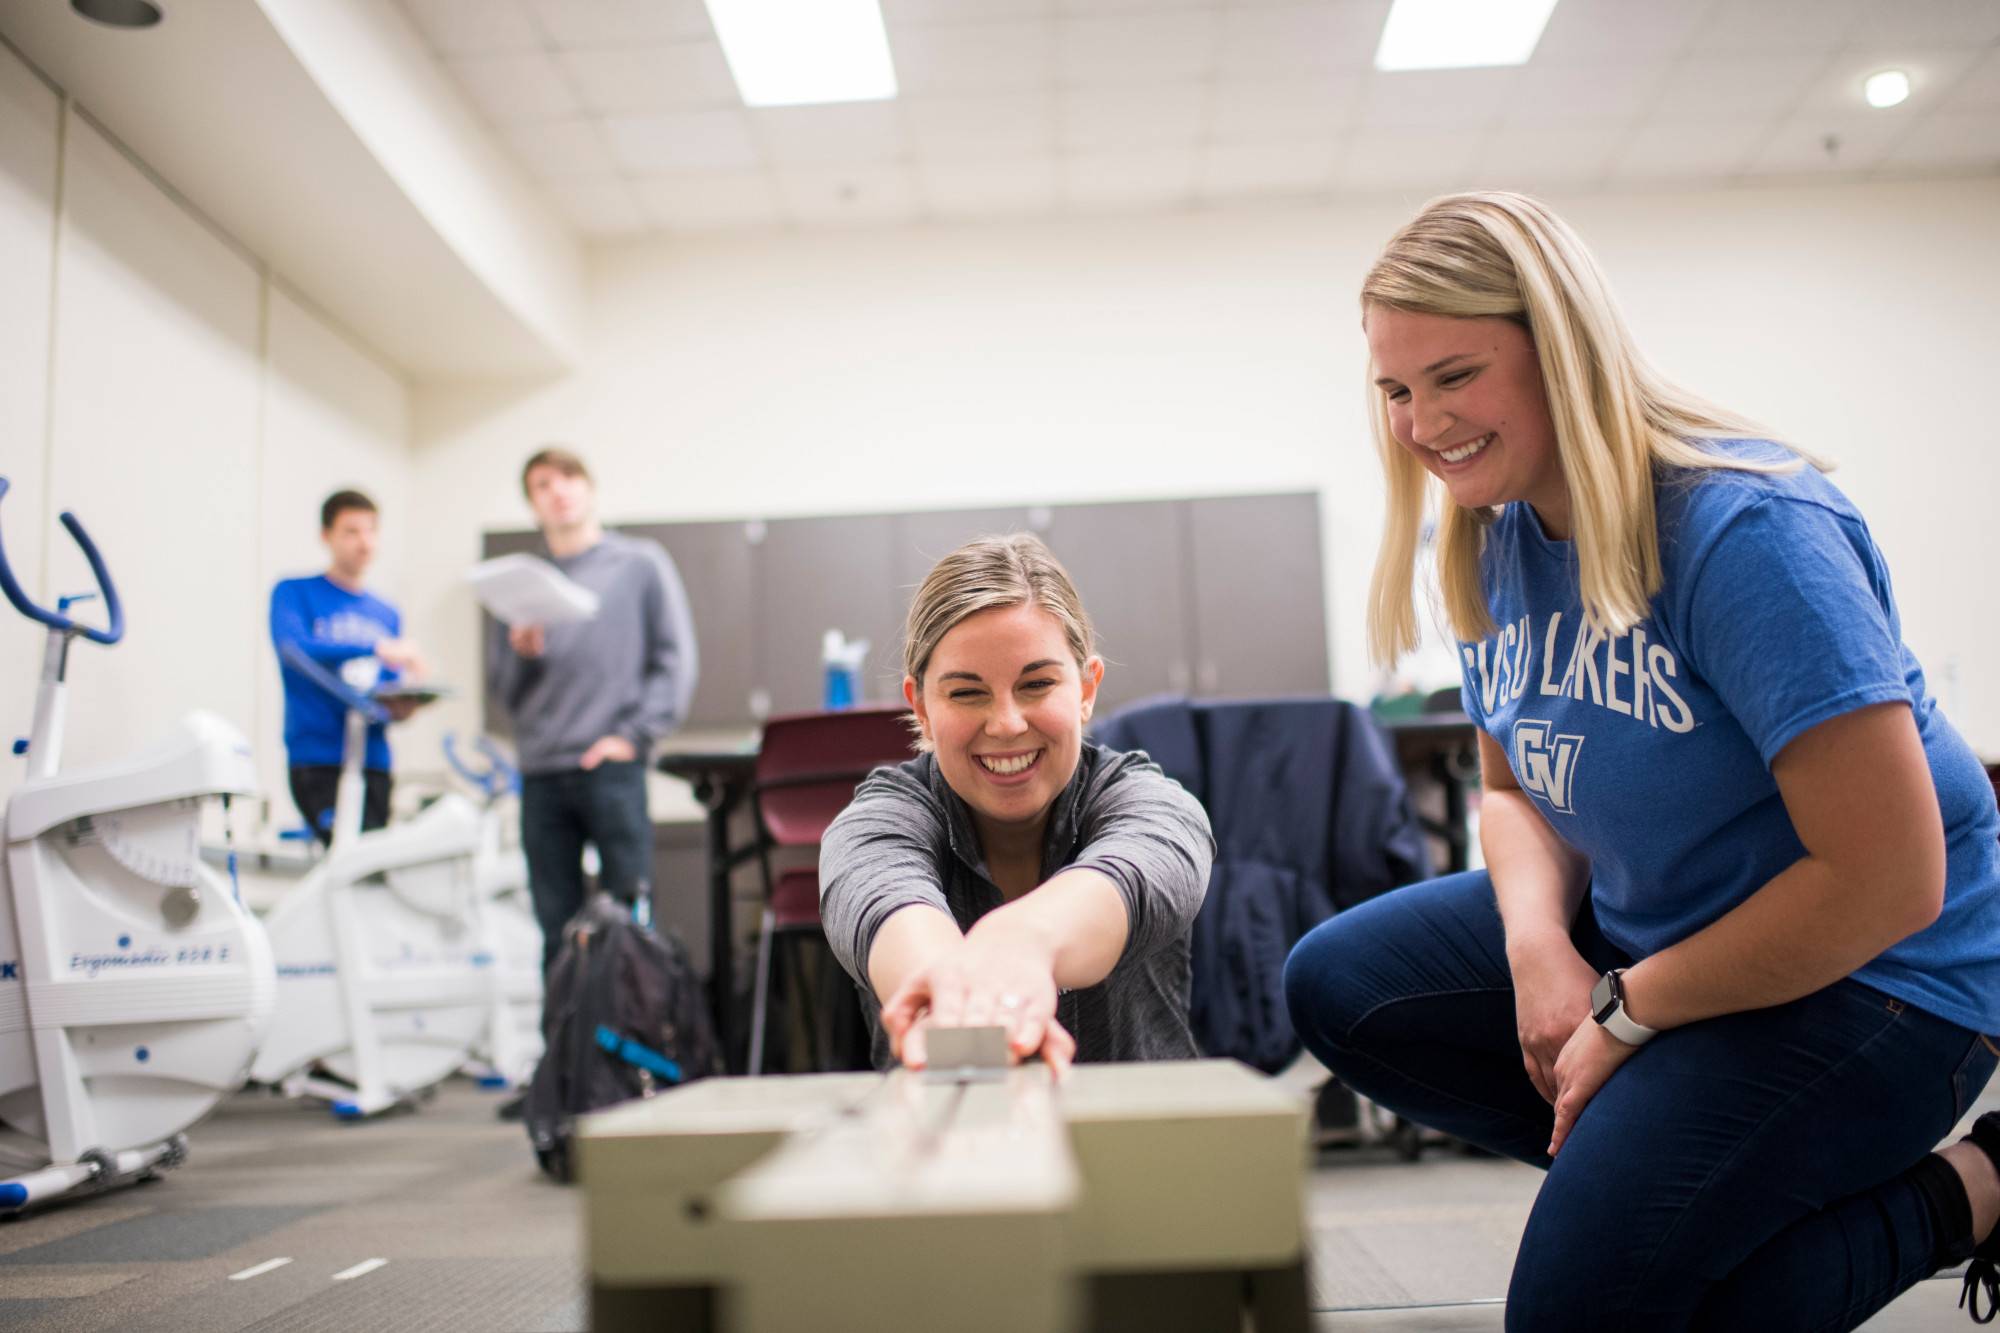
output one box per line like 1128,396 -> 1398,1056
903,534 -> 1095,750
1362,191 -> 1821,665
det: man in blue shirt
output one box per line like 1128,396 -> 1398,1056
270,490 -> 427,844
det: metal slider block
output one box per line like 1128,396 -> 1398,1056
921,1025 -> 1010,1082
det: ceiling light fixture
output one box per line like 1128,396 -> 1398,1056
1864,69 -> 1911,109
703,0 -> 898,108
1375,0 -> 1560,72
71,0 -> 162,28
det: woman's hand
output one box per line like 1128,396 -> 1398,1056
879,914 -> 1076,1075
1547,1016 -> 1639,1158
1509,936 -> 1601,1104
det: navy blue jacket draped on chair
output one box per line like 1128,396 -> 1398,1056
1094,697 -> 1431,1073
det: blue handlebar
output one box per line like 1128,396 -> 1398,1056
443,731 -> 520,798
0,477 -> 126,645
278,641 -> 389,724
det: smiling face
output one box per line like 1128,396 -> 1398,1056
906,602 -> 1103,845
1366,306 -> 1571,538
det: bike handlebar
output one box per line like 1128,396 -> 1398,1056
443,731 -> 520,797
278,641 -> 389,724
0,477 -> 126,645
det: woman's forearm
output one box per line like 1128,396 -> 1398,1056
1622,856 -> 1939,1031
865,903 -> 963,1003
981,867 -> 1130,990
1483,789 -> 1592,963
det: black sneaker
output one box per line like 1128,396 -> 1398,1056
495,1091 -> 527,1122
1961,1112 -> 2000,1323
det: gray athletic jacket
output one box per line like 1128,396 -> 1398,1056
484,531 -> 698,775
819,742 -> 1213,1067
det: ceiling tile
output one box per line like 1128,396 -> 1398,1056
549,179 -> 650,236
1060,83 -> 1209,151
1531,0 -> 1715,65
1469,123 -> 1626,187
778,166 -> 923,225
1683,0 -> 1867,56
1218,3 -> 1391,79
529,0 -> 715,49
1497,60 -> 1674,129
918,158 -> 1061,217
398,0 -> 545,57
753,102 -> 912,167
1653,51 -> 1831,121
1061,148 -> 1198,210
1196,139 -> 1341,196
1360,67 -> 1521,130
887,20 -> 1057,95
1801,47 -> 1984,114
1848,0 -> 2000,49
1059,11 -> 1221,85
1209,78 -> 1362,141
603,109 -> 765,173
1739,110 -> 1904,175
1941,47 -> 2000,111
907,94 -> 1057,159
633,173 -> 786,230
559,44 -> 740,115
503,119 -> 620,179
443,52 -> 582,125
1335,127 -> 1481,189
1881,109 -> 2000,167
882,0 -> 1054,24
1604,116 -> 1772,182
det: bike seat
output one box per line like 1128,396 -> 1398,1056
321,792 -> 481,880
6,711 -> 259,842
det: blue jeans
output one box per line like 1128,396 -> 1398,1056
1284,870 -> 1998,1332
520,760 -> 653,972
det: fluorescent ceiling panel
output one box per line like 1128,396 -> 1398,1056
704,0 -> 898,108
1375,0 -> 1561,72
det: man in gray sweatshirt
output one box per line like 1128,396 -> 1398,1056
485,447 -> 698,972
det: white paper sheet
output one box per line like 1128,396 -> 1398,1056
466,553 -> 601,626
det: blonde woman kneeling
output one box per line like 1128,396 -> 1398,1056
1285,192 -> 2000,1331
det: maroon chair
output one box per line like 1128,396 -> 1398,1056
749,706 -> 918,1074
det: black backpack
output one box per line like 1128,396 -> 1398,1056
524,892 -> 723,1182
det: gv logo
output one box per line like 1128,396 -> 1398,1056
1514,720 -> 1584,814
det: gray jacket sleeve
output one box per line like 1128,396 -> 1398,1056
818,767 -> 953,996
484,613 -> 532,720
1068,754 -> 1214,968
614,543 -> 698,748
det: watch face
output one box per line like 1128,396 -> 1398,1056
1591,973 -> 1617,1024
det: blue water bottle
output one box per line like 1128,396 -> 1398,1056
822,630 -> 866,711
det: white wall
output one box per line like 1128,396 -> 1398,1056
0,39 -> 413,819
409,175 -> 2000,760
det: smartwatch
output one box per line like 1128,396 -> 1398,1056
1590,968 -> 1659,1047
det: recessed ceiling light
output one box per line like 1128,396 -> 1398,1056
1864,69 -> 1911,109
1375,0 -> 1561,72
70,0 -> 163,28
704,0 -> 898,109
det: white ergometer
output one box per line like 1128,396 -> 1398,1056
0,476 -> 276,1213
245,638 -> 489,1118
442,733 -> 543,1090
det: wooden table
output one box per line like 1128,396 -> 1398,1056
656,731 -> 760,1071
1378,711 -> 1480,873
579,1059 -> 1312,1333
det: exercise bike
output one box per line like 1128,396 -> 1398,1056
442,733 -> 543,1090
0,476 -> 276,1212
246,650 -> 489,1118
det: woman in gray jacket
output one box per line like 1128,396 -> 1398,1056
819,533 -> 1214,1072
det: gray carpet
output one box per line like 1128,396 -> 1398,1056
0,1076 -> 1982,1330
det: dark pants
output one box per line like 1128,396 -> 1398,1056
288,766 -> 391,846
1284,870 -> 1998,1332
521,760 -> 653,973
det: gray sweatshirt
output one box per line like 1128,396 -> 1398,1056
819,742 -> 1214,1067
484,531 -> 698,775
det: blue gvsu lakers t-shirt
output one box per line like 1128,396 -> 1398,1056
1460,440 -> 2000,1033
